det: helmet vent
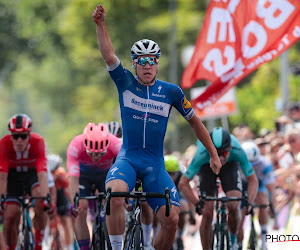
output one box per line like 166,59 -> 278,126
85,139 -> 88,146
106,140 -> 109,146
135,44 -> 142,51
90,141 -> 93,149
100,141 -> 103,149
95,141 -> 98,150
16,115 -> 23,128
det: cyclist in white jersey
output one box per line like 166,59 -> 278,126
238,141 -> 276,250
92,4 -> 222,250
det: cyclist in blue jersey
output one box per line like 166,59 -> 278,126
179,127 -> 258,250
238,141 -> 276,250
92,4 -> 222,250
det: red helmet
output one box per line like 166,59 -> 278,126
83,123 -> 110,153
8,114 -> 33,133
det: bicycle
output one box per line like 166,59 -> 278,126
1,193 -> 52,250
247,203 -> 270,250
74,186 -> 111,250
196,185 -> 248,250
104,184 -> 172,250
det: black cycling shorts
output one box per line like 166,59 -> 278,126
56,188 -> 69,216
79,170 -> 109,196
7,168 -> 39,200
198,161 -> 243,196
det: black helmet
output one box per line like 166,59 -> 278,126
209,127 -> 231,151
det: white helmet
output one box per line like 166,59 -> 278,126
242,141 -> 261,162
47,154 -> 63,172
131,39 -> 161,60
106,121 -> 122,138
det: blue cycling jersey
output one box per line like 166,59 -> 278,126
185,134 -> 255,180
253,155 -> 275,193
108,59 -> 195,158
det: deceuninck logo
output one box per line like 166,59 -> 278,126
266,234 -> 300,243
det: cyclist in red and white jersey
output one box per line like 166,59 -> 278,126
0,114 -> 53,250
67,123 -> 122,250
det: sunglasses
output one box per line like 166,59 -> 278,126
217,150 -> 230,157
86,149 -> 107,158
12,134 -> 29,140
134,57 -> 158,66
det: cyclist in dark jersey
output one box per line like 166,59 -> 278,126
179,127 -> 258,250
92,4 -> 222,250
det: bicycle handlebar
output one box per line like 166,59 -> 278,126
1,193 -> 52,212
74,192 -> 106,211
196,191 -> 249,215
104,187 -> 172,217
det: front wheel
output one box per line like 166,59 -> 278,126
133,225 -> 141,250
248,223 -> 257,250
101,221 -> 112,250
220,228 -> 231,250
23,226 -> 34,250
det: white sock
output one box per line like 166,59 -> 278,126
66,244 -> 74,250
152,225 -> 160,244
142,223 -> 153,246
261,224 -> 267,250
109,235 -> 123,250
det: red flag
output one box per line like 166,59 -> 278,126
181,0 -> 300,110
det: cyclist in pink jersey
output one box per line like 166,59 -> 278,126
67,123 -> 122,250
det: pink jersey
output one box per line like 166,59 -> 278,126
67,133 -> 122,177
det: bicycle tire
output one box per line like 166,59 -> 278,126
23,226 -> 34,250
52,229 -> 63,250
219,228 -> 231,250
248,223 -> 257,250
101,221 -> 112,250
211,223 -> 218,249
90,222 -> 100,250
133,225 -> 141,250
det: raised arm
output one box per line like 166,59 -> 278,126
188,115 -> 221,174
92,4 -> 118,66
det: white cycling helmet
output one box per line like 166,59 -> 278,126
47,154 -> 63,172
131,39 -> 161,60
106,121 -> 123,138
241,141 -> 261,162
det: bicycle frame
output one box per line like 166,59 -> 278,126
74,191 -> 111,250
1,194 -> 52,250
247,203 -> 270,250
104,187 -> 171,250
197,191 -> 248,250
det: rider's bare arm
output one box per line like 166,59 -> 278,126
38,171 -> 50,196
188,115 -> 221,174
68,176 -> 80,202
246,173 -> 258,205
92,4 -> 118,66
178,175 -> 199,205
0,172 -> 7,196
